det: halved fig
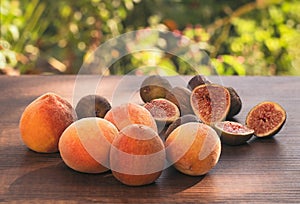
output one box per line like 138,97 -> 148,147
246,101 -> 286,137
140,75 -> 172,103
164,114 -> 201,139
214,121 -> 254,145
144,98 -> 180,124
226,87 -> 242,119
165,86 -> 194,116
187,74 -> 211,91
190,84 -> 231,125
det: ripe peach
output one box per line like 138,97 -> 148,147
19,92 -> 77,153
104,103 -> 157,132
165,122 -> 221,176
59,117 -> 118,173
110,124 -> 166,186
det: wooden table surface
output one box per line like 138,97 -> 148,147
0,75 -> 299,203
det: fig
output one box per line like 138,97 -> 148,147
226,87 -> 242,119
245,101 -> 286,137
144,98 -> 180,124
164,114 -> 201,139
75,95 -> 111,119
140,75 -> 172,103
214,121 -> 254,145
187,74 -> 211,91
165,86 -> 194,116
190,84 -> 231,125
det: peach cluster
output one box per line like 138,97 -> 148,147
19,92 -> 222,186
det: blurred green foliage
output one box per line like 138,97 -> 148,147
0,0 -> 299,75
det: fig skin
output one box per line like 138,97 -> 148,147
165,86 -> 194,116
245,101 -> 286,137
140,75 -> 172,103
187,75 -> 211,91
214,121 -> 254,146
164,114 -> 201,139
75,95 -> 111,119
226,87 -> 242,119
190,84 -> 231,126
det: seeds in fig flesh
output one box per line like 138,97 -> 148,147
164,114 -> 201,139
75,95 -> 111,119
226,87 -> 242,119
165,86 -> 194,116
144,98 -> 180,124
140,75 -> 172,103
245,101 -> 286,137
190,84 -> 231,126
187,75 -> 211,91
214,121 -> 254,145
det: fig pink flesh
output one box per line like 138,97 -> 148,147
247,103 -> 285,135
144,100 -> 176,118
222,122 -> 252,134
191,85 -> 230,124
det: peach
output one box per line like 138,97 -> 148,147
165,122 -> 221,176
59,117 -> 118,173
19,92 -> 77,153
104,103 -> 157,132
110,124 -> 165,186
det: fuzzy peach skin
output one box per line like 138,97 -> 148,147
165,122 -> 221,176
110,124 -> 165,186
59,117 -> 118,173
19,92 -> 77,153
104,103 -> 157,132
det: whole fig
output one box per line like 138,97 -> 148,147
75,95 -> 111,119
164,114 -> 201,139
226,87 -> 242,119
165,86 -> 194,116
140,75 -> 172,103
187,74 -> 211,91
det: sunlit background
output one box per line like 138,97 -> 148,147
1,0 -> 300,75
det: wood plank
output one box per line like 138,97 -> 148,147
0,76 -> 299,203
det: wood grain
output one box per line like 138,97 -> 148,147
0,75 -> 299,203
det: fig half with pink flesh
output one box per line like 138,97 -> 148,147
214,121 -> 254,145
144,98 -> 180,124
144,98 -> 180,136
246,101 -> 286,137
190,84 -> 231,126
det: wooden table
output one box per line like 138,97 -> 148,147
1,75 -> 299,203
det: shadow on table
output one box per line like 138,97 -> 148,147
221,135 -> 281,158
7,161 -> 204,201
